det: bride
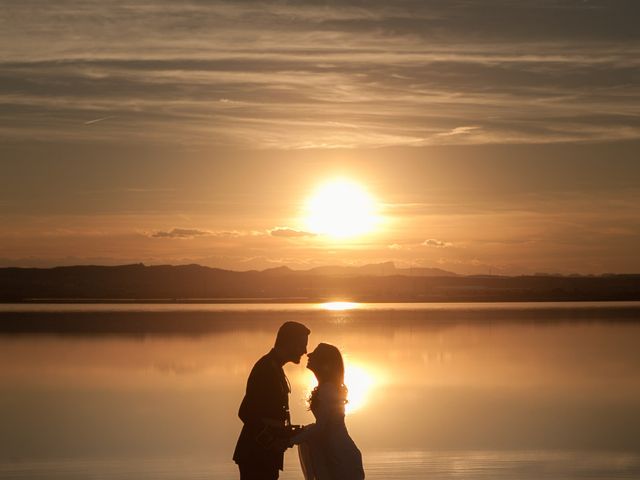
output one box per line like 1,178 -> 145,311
291,343 -> 365,480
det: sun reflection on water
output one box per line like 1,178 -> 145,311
302,359 -> 377,415
319,301 -> 361,311
344,362 -> 376,414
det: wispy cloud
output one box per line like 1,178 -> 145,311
437,126 -> 481,137
270,227 -> 316,238
423,238 -> 452,248
84,115 -> 116,125
0,1 -> 638,147
151,228 -> 212,239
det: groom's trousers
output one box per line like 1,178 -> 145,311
238,463 -> 279,480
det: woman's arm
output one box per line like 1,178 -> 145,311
291,385 -> 343,444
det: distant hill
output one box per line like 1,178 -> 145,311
302,261 -> 457,277
0,263 -> 639,302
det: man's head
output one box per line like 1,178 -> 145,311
274,321 -> 310,364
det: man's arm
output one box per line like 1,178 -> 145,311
238,362 -> 269,426
238,360 -> 292,451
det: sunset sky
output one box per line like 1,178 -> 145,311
1,1 -> 639,274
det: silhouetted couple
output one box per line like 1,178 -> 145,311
233,321 -> 365,480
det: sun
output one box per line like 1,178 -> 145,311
304,178 -> 378,238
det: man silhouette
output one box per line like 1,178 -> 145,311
233,321 -> 311,480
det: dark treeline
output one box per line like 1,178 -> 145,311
1,263 -> 640,303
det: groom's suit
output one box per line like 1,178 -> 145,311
233,348 -> 291,479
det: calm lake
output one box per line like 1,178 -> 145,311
1,302 -> 640,479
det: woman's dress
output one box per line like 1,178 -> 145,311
292,383 -> 365,480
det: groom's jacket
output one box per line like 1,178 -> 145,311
233,349 -> 291,471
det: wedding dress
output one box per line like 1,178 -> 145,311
293,383 -> 365,480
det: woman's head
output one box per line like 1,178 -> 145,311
306,342 -> 344,384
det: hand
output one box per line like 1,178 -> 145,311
290,425 -> 309,446
270,436 -> 293,452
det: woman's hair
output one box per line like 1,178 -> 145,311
311,342 -> 345,384
308,343 -> 348,411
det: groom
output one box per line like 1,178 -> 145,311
233,321 -> 310,480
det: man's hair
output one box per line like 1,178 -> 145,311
275,321 -> 310,348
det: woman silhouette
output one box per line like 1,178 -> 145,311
292,343 -> 365,480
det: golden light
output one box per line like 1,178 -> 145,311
304,178 -> 378,238
343,362 -> 375,414
301,359 -> 376,415
319,301 -> 360,311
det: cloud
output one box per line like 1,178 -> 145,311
423,238 -> 452,248
84,115 -> 116,125
437,126 -> 480,137
270,227 -> 316,238
151,228 -> 212,239
0,1 -> 638,147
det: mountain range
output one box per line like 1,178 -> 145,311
1,262 -> 639,302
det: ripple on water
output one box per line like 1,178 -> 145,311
2,452 -> 639,480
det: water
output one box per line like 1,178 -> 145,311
1,302 -> 639,479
